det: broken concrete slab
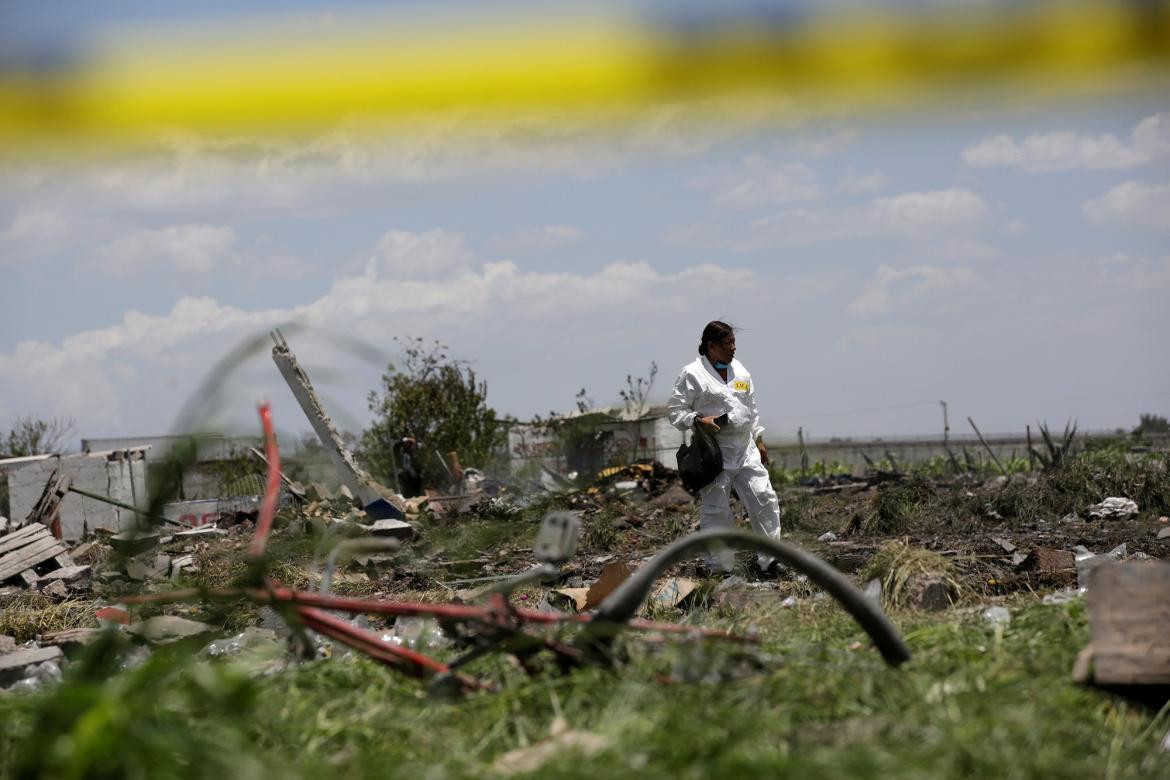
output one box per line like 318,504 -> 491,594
39,564 -> 91,583
40,579 -> 68,598
270,330 -> 409,525
128,615 -> 216,644
109,531 -> 160,556
0,645 -> 63,686
367,518 -> 414,539
42,627 -> 100,650
1157,527 -> 1170,540
990,536 -> 1017,553
1072,559 -> 1170,708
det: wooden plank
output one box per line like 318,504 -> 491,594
0,532 -> 54,560
0,523 -> 49,553
1073,560 -> 1170,688
18,569 -> 39,586
0,536 -> 67,582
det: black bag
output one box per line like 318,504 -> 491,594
676,422 -> 723,492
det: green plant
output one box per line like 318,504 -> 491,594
866,477 -> 935,535
2,415 -> 75,458
862,540 -> 962,609
362,338 -> 506,488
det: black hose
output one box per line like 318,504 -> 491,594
583,528 -> 911,667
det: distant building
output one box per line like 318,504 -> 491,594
507,405 -> 684,478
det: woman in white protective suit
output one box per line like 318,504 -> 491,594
666,320 -> 783,574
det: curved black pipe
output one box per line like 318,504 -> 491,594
585,528 -> 911,667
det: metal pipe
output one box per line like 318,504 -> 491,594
583,528 -> 912,667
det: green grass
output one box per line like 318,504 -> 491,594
3,599 -> 1167,779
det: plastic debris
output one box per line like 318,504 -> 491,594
380,617 -> 448,651
6,658 -> 62,693
982,606 -> 1011,626
1073,543 -> 1127,592
1042,588 -> 1081,605
1086,497 -> 1138,520
817,532 -> 838,542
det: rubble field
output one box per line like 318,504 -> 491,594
1,445 -> 1168,779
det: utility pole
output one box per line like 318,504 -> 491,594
940,401 -> 949,448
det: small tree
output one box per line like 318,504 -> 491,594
1133,413 -> 1170,438
2,415 -> 75,457
361,338 -> 505,488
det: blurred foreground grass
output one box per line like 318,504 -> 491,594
2,597 -> 1167,779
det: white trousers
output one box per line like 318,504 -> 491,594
698,446 -> 782,573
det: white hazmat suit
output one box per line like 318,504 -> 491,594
666,355 -> 782,572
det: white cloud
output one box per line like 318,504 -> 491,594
962,111 -> 1170,172
1083,181 -> 1170,229
696,157 -> 821,210
370,229 -> 475,278
792,127 -> 859,158
95,225 -> 237,276
847,264 -> 976,318
0,229 -> 761,434
870,189 -> 987,232
672,188 -> 987,250
839,170 -> 888,195
484,224 -> 584,254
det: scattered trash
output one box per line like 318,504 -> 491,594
817,532 -> 838,543
582,561 -> 633,611
1073,543 -> 1127,592
982,606 -> 1012,626
1042,588 -> 1081,605
0,645 -> 63,687
648,578 -> 697,611
380,617 -> 448,652
990,536 -> 1017,553
863,578 -> 883,602
1086,497 -> 1139,521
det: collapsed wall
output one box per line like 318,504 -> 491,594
3,448 -> 148,540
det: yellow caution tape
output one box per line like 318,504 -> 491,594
0,1 -> 1167,152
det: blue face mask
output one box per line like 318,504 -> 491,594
712,360 -> 729,370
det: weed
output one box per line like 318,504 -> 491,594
862,541 -> 962,609
0,594 -> 96,642
865,477 -> 935,535
583,512 -> 618,551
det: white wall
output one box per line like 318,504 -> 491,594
6,450 -> 147,540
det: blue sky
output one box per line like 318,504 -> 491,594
2,4 -> 1168,446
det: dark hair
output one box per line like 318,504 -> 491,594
698,320 -> 735,356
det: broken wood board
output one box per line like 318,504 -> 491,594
0,526 -> 69,584
1072,559 -> 1170,708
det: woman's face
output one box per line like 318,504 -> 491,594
707,335 -> 736,365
